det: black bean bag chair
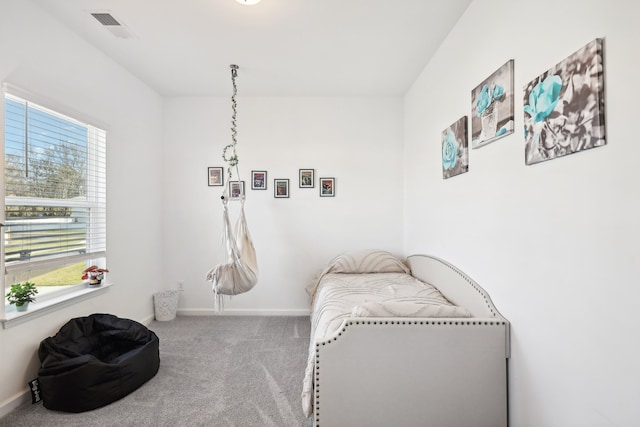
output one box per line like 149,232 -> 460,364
37,313 -> 160,413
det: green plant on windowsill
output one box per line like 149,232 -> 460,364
6,281 -> 38,312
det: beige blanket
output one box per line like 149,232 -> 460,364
301,270 -> 470,417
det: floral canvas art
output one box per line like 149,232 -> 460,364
471,60 -> 514,148
524,38 -> 606,165
441,116 -> 468,179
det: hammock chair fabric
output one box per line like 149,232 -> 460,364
205,64 -> 258,309
206,198 -> 258,298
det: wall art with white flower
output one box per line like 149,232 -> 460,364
524,38 -> 606,165
471,59 -> 515,149
441,116 -> 468,179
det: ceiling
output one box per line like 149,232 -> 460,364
30,0 -> 472,97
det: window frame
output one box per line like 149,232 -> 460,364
1,83 -> 110,327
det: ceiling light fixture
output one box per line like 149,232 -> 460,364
234,0 -> 261,5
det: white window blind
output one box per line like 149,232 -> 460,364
3,92 -> 106,275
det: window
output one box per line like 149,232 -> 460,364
3,87 -> 107,310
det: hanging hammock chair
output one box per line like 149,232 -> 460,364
206,65 -> 258,309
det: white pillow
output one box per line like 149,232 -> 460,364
325,249 -> 410,274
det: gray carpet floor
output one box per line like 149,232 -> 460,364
0,316 -> 313,427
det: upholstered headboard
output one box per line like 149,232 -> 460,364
406,254 -> 505,319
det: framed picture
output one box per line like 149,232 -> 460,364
228,180 -> 244,200
524,38 -> 606,165
442,116 -> 469,179
299,169 -> 315,188
274,179 -> 289,198
319,177 -> 335,197
207,167 -> 224,186
251,170 -> 267,190
471,59 -> 515,149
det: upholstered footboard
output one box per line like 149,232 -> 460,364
312,254 -> 510,427
314,318 -> 508,427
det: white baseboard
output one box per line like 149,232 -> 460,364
0,389 -> 30,419
176,308 -> 310,317
140,313 -> 156,325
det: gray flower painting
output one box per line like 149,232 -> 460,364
442,116 -> 468,179
471,59 -> 515,149
523,38 -> 606,165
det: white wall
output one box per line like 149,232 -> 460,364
404,0 -> 640,425
162,96 -> 404,314
7,0 -> 636,424
0,0 -> 164,413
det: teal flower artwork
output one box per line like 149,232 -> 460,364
442,130 -> 459,170
523,75 -> 562,123
442,116 -> 468,179
471,60 -> 515,149
523,38 -> 606,165
476,83 -> 505,117
476,85 -> 492,117
492,84 -> 505,100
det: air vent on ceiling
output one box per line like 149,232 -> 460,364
90,12 -> 132,39
91,13 -> 121,26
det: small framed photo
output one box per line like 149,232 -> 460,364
319,177 -> 335,197
228,180 -> 245,200
251,170 -> 267,190
299,169 -> 315,188
208,167 -> 224,186
274,179 -> 289,198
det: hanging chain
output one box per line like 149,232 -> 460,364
222,64 -> 239,181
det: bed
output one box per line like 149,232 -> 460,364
302,250 -> 510,427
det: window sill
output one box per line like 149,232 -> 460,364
2,283 -> 113,329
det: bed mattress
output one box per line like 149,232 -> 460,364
301,271 -> 462,417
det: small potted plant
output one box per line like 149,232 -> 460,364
82,266 -> 109,286
6,281 -> 38,312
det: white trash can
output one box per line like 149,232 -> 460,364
153,290 -> 180,321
